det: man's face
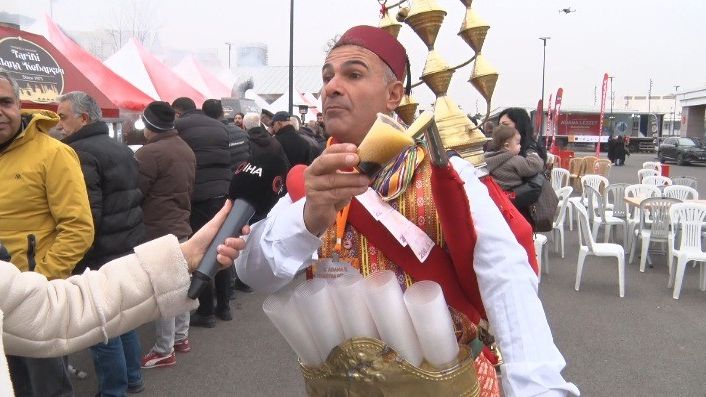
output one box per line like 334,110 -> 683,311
0,79 -> 21,145
234,114 -> 243,126
56,101 -> 89,135
316,113 -> 324,124
320,45 -> 403,146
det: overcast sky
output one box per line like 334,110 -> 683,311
9,0 -> 706,113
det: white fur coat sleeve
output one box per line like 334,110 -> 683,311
0,234 -> 198,358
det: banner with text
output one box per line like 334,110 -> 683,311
552,88 -> 563,149
597,73 -> 609,156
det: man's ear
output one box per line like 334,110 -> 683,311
80,113 -> 90,124
385,81 -> 404,113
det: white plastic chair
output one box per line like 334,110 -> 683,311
585,185 -> 627,244
534,234 -> 548,281
667,203 -> 706,299
663,185 -> 699,201
629,197 -> 681,272
642,161 -> 662,174
551,167 -> 570,191
671,176 -> 698,190
573,202 -> 626,297
551,186 -> 573,258
637,169 -> 659,184
624,184 -> 662,254
568,175 -> 609,230
643,175 -> 673,187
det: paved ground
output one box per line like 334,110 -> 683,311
68,152 -> 706,396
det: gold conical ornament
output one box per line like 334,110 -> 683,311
395,95 -> 419,126
434,95 -> 487,167
420,50 -> 454,96
458,8 -> 490,53
379,10 -> 402,38
459,0 -> 474,7
404,0 -> 447,49
469,53 -> 498,103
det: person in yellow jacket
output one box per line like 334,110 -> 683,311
0,71 -> 93,397
0,73 -> 94,280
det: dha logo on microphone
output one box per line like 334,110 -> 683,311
234,162 -> 262,177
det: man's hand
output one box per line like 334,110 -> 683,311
180,200 -> 250,272
303,143 -> 370,236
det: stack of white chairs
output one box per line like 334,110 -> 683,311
549,186 -> 573,259
568,175 -> 609,231
572,202 -> 626,297
585,185 -> 628,245
667,203 -> 706,299
534,234 -> 548,282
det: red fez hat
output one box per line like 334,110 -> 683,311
335,25 -> 408,81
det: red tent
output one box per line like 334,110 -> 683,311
173,55 -> 230,99
40,15 -> 154,111
105,38 -> 206,105
0,25 -> 120,118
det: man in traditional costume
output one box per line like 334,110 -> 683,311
236,25 -> 579,396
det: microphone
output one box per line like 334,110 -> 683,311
286,164 -> 308,202
188,152 -> 288,299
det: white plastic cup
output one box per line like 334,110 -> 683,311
363,270 -> 423,367
404,280 -> 459,369
294,278 -> 345,361
330,273 -> 380,339
262,288 -> 323,367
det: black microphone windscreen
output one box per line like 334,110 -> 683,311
230,151 -> 288,215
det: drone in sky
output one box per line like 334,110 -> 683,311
559,7 -> 576,14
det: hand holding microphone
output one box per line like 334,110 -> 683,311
188,152 -> 288,299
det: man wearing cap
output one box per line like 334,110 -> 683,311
57,91 -> 146,396
236,25 -> 578,396
271,110 -> 318,167
135,101 -> 196,369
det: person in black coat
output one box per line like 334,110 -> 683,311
57,92 -> 144,272
172,97 -> 233,326
271,111 -> 317,166
202,99 -> 250,171
57,91 -> 145,396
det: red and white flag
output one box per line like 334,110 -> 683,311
597,74 -> 609,156
534,99 -> 543,138
545,93 -> 553,148
552,88 -> 563,150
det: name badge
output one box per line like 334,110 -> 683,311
310,253 -> 360,280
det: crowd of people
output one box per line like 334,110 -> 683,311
0,22 -> 580,397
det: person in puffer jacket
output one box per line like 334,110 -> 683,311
485,125 -> 545,191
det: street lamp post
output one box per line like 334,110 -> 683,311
538,37 -> 550,139
288,0 -> 294,115
225,42 -> 233,69
672,85 -> 680,136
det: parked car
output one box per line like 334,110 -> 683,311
657,137 -> 706,165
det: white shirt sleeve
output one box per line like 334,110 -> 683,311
451,157 -> 580,397
235,195 -> 322,294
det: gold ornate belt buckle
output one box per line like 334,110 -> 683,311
300,337 -> 479,397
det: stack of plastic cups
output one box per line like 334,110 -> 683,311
294,278 -> 345,361
330,273 -> 380,340
363,270 -> 424,367
262,286 -> 323,367
404,280 -> 460,369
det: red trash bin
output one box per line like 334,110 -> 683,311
661,164 -> 670,177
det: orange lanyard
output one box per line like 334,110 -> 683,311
334,204 -> 351,252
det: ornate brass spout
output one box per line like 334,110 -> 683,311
395,94 -> 419,125
458,8 -> 490,53
379,10 -> 402,37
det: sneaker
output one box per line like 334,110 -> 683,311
127,382 -> 145,394
173,338 -> 191,353
215,307 -> 232,321
189,313 -> 216,328
141,351 -> 176,369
